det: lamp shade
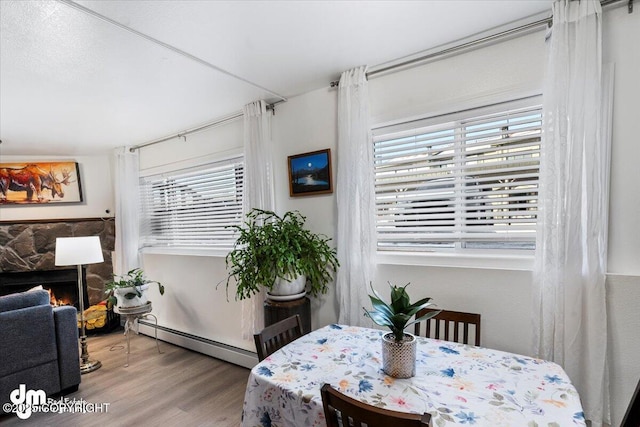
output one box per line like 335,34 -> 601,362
55,236 -> 104,266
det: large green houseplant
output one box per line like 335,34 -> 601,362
363,282 -> 440,378
224,209 -> 339,301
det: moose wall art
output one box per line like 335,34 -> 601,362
0,162 -> 83,204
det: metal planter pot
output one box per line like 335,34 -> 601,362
381,332 -> 417,379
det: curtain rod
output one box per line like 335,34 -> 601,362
129,112 -> 243,152
369,17 -> 551,79
330,0 -> 630,87
603,0 -> 633,12
129,101 -> 284,152
327,16 -> 550,87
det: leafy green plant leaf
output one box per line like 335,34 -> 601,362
363,282 -> 441,342
223,209 -> 339,301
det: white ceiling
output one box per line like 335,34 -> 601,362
0,0 -> 552,157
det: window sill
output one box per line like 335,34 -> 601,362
376,250 -> 534,271
140,246 -> 229,258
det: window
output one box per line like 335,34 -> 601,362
373,99 -> 542,253
140,156 -> 243,253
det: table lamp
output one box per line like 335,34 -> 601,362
55,236 -> 104,374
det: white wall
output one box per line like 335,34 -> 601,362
272,87 -> 340,328
604,8 -> 640,276
0,154 -> 114,221
141,252 -> 250,350
138,6 -> 639,424
601,7 -> 640,423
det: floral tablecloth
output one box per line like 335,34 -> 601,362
242,324 -> 585,427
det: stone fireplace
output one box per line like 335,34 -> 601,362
0,218 -> 115,305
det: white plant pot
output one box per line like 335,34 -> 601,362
113,284 -> 149,308
268,274 -> 306,300
381,332 -> 417,379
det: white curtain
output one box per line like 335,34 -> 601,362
113,146 -> 141,276
243,100 -> 275,214
241,100 -> 275,337
336,66 -> 376,326
533,1 -> 612,425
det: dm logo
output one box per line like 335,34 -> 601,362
10,384 -> 46,419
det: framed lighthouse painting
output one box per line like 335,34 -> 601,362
287,149 -> 333,197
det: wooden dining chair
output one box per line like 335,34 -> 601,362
321,383 -> 432,427
414,308 -> 481,346
254,314 -> 303,361
622,376 -> 640,427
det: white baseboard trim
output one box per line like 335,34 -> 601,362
137,321 -> 258,369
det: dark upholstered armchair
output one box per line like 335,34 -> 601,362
0,289 -> 81,413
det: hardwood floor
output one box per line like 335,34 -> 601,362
2,329 -> 250,426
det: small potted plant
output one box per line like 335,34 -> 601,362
105,268 -> 165,308
224,209 -> 339,301
363,282 -> 439,378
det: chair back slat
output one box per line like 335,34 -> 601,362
462,322 -> 469,343
321,384 -> 432,427
414,308 -> 481,346
254,315 -> 304,361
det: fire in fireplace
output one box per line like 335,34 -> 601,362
47,287 -> 74,307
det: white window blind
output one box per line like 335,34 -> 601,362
140,156 -> 243,251
373,100 -> 542,252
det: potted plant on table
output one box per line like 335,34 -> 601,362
363,282 -> 440,378
105,268 -> 165,309
224,209 -> 339,301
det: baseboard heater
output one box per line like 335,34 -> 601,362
137,321 -> 258,369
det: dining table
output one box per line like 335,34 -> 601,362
241,324 -> 586,427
